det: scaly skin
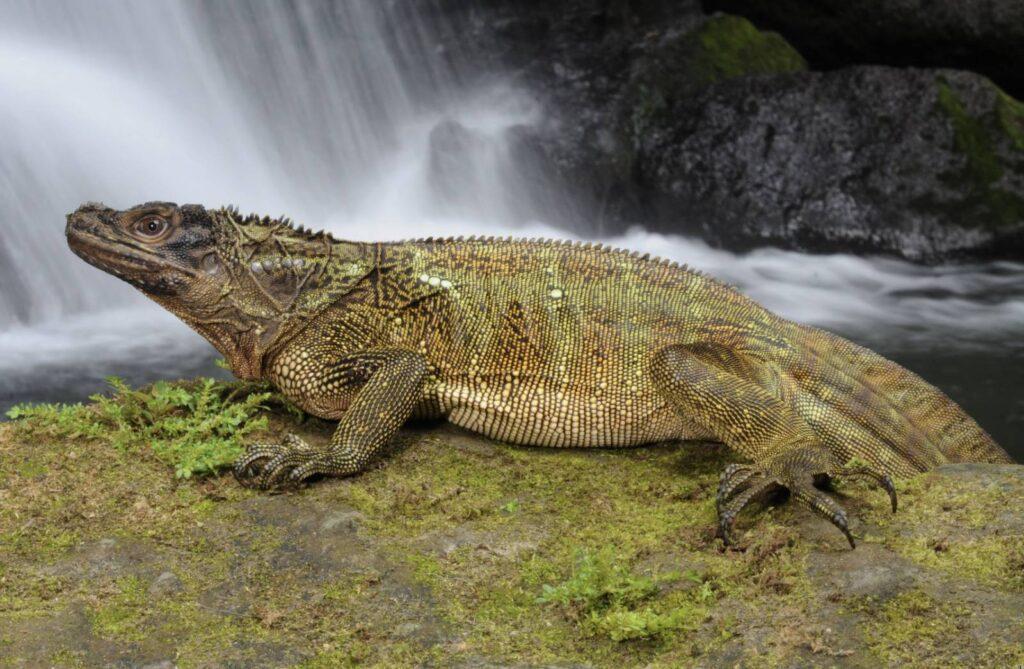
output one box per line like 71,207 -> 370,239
66,201 -> 1013,547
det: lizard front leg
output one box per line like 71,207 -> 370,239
650,343 -> 896,548
234,348 -> 428,490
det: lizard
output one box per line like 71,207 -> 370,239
65,201 -> 1014,547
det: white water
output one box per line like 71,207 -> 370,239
0,0 -> 1022,417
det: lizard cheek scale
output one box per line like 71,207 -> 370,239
67,201 -> 1014,549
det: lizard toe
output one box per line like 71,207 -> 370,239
790,484 -> 856,549
259,452 -> 317,489
716,464 -> 759,511
716,473 -> 780,546
233,442 -> 289,486
833,465 -> 898,513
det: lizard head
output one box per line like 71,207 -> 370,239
67,201 -> 371,379
66,201 -> 218,298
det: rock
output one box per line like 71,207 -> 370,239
319,509 -> 363,533
703,0 -> 1024,98
148,571 -> 183,598
427,1 -> 1024,261
635,66 -> 1024,260
2,414 -> 1022,667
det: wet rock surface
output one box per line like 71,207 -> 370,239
418,0 -> 1024,261
1,411 -> 1022,667
702,0 -> 1024,99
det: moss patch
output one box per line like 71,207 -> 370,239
996,87 -> 1024,150
1,380 -> 1022,667
6,376 -> 271,479
537,549 -> 714,642
624,14 -> 805,142
690,15 -> 807,86
935,77 -> 1024,229
858,468 -> 1024,592
859,590 -> 969,667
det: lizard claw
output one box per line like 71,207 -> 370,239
835,465 -> 897,513
234,434 -> 314,490
715,448 -> 896,549
716,466 -> 780,546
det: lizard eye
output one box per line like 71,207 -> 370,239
133,216 -> 170,241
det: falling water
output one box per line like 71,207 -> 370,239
0,0 -> 1021,453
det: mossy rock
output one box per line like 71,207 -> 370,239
689,14 -> 807,86
934,76 -> 1024,230
1,380 -> 1023,667
623,14 -> 806,140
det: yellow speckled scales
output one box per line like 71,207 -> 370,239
65,202 -> 1013,547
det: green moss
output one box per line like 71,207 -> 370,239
895,536 -> 1024,591
537,549 -> 712,642
2,382 -> 1021,666
996,87 -> 1024,150
691,15 -> 807,85
154,599 -> 268,667
860,590 -> 970,667
935,78 -> 1024,228
863,472 -> 1024,592
625,14 -> 805,143
937,80 -> 1003,185
88,576 -> 149,641
48,649 -> 87,668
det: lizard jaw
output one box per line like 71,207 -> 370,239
66,208 -> 196,295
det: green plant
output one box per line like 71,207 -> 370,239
538,549 -> 714,641
6,377 -> 271,479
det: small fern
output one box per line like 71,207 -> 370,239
6,377 -> 272,478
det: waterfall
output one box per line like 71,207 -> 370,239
0,0 -> 551,330
0,1 -> 1021,449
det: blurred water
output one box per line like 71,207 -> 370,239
0,0 -> 1020,457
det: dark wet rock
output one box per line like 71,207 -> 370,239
702,0 -> 1024,99
510,16 -> 1024,261
632,67 -> 1024,261
426,1 -> 1024,261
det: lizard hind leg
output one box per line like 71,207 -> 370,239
651,343 -> 896,548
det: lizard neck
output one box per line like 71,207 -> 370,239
152,238 -> 380,381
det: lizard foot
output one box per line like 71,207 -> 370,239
233,433 -> 317,490
716,448 -> 897,549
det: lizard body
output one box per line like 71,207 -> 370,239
66,202 -> 1013,546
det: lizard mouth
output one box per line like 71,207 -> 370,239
66,211 -> 194,293
67,225 -> 168,275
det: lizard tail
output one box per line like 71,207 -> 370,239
788,325 -> 1013,474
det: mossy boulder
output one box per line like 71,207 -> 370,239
703,0 -> 1024,99
427,1 -> 1024,261
630,66 -> 1024,261
623,14 -> 805,140
1,380 -> 1022,666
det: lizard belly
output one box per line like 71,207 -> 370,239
435,378 -> 705,448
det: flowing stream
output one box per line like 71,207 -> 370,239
0,0 -> 1021,458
